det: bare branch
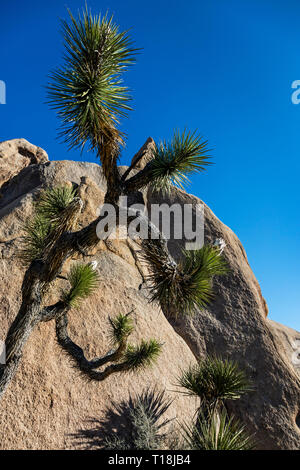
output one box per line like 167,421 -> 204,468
40,301 -> 67,322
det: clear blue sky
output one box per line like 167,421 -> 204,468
1,0 -> 299,330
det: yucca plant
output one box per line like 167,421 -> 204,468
177,357 -> 256,450
47,7 -> 136,153
1,182 -> 162,396
55,305 -> 162,380
62,262 -> 100,308
124,340 -> 162,371
183,407 -> 255,450
142,243 -> 228,315
73,388 -> 177,450
178,357 -> 255,450
179,356 -> 252,410
0,6 -> 228,400
46,6 -> 214,202
37,185 -> 78,221
19,185 -> 80,266
150,130 -> 211,194
109,312 -> 134,345
18,215 -> 51,265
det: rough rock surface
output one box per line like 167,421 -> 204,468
130,136 -> 156,170
0,138 -> 48,190
268,320 -> 300,376
146,177 -> 300,449
0,138 -> 299,450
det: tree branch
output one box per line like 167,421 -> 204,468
0,166 -> 176,399
97,137 -> 122,205
55,313 -> 131,381
40,301 -> 67,322
121,152 -> 145,182
0,298 -> 42,399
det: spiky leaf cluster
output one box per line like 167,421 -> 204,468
18,215 -> 51,265
105,389 -> 173,450
125,339 -> 162,370
128,389 -> 173,450
37,185 -> 77,223
148,130 -> 211,193
19,185 -> 78,265
62,263 -> 100,308
47,7 -> 136,152
106,313 -> 162,374
142,243 -> 228,315
76,389 -> 173,450
179,356 -> 252,406
183,407 -> 255,450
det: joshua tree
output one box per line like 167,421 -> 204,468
178,356 -> 255,450
0,8 -> 228,399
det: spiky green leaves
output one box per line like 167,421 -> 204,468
175,246 -> 228,313
19,215 -> 51,265
62,263 -> 100,308
142,243 -> 228,316
179,358 -> 255,449
125,389 -> 173,450
19,185 -> 79,265
178,356 -> 252,407
37,185 -> 77,223
106,312 -> 162,372
182,245 -> 228,279
149,130 -> 211,194
183,408 -> 255,450
125,339 -> 162,370
47,7 -> 136,151
102,389 -> 173,450
108,314 -> 162,372
109,312 -> 134,345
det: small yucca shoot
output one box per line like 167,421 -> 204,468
62,263 -> 100,308
149,130 -> 211,194
82,389 -> 173,450
109,312 -> 134,345
183,407 -> 255,450
37,185 -> 78,223
121,389 -> 173,450
125,339 -> 162,370
143,244 -> 228,316
19,215 -> 51,265
179,356 -> 252,407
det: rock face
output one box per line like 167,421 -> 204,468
130,137 -> 156,170
0,138 -> 48,190
0,141 -> 197,450
0,138 -> 299,450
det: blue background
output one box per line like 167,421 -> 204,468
1,0 -> 299,330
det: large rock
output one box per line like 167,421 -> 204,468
0,148 -> 196,449
130,137 -> 155,170
0,138 -> 299,449
143,154 -> 300,449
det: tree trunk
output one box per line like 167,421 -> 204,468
0,303 -> 41,399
